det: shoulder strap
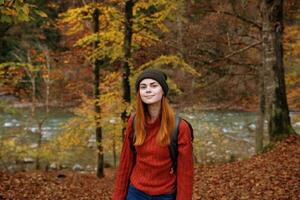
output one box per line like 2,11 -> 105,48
129,114 -> 136,153
169,116 -> 194,174
181,118 -> 194,142
168,116 -> 181,174
129,115 -> 192,174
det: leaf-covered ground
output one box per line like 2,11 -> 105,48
0,135 -> 299,200
193,135 -> 300,200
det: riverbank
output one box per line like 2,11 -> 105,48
6,101 -> 300,114
0,135 -> 299,200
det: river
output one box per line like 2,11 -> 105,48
1,108 -> 299,170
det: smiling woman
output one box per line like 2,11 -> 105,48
112,68 -> 194,200
139,79 -> 164,108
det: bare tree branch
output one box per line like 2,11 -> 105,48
207,40 -> 262,64
204,9 -> 262,30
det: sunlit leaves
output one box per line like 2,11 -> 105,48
60,2 -> 123,62
75,33 -> 99,48
49,71 -> 126,164
60,0 -> 180,62
56,0 -> 199,164
59,5 -> 93,34
0,0 -> 47,23
46,105 -> 94,163
140,55 -> 198,73
60,4 -> 93,22
0,62 -> 40,85
0,62 -> 40,72
79,30 -> 123,63
100,71 -> 127,117
132,0 -> 177,47
0,63 -> 24,87
0,122 -> 37,169
33,9 -> 47,18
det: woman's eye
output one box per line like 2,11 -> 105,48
151,84 -> 158,88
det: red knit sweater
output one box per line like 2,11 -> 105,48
112,116 -> 193,200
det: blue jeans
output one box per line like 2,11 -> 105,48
126,184 -> 176,200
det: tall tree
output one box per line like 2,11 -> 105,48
121,0 -> 135,140
255,56 -> 265,153
92,6 -> 104,178
261,0 -> 296,142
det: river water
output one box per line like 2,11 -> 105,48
1,108 -> 299,170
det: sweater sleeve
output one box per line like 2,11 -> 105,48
176,120 -> 194,200
112,116 -> 135,200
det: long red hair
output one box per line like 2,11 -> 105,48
134,93 -> 175,146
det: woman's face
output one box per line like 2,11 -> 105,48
139,78 -> 164,105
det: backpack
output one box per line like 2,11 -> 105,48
129,114 -> 194,174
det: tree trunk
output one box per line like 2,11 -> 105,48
121,0 -> 134,140
186,0 -> 192,16
92,7 -> 104,178
26,51 -> 41,170
36,122 -> 42,170
44,45 -> 51,114
261,0 -> 296,142
255,64 -> 265,153
176,0 -> 185,57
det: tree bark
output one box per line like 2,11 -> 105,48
43,45 -> 51,114
26,51 -> 41,170
255,63 -> 265,153
36,122 -> 42,170
92,7 -> 104,178
261,0 -> 296,142
121,0 -> 134,140
176,0 -> 185,57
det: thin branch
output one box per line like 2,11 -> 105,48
186,41 -> 262,67
207,40 -> 262,64
11,52 -> 23,62
195,69 -> 256,90
204,9 -> 262,30
81,0 -> 87,6
226,60 -> 260,69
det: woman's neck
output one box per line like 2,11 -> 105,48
147,101 -> 161,123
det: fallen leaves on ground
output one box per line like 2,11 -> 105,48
0,135 -> 299,200
0,169 -> 114,200
193,135 -> 300,200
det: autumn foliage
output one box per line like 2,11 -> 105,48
1,135 -> 299,200
0,1 -> 300,199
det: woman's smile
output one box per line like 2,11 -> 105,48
139,78 -> 164,105
144,95 -> 155,98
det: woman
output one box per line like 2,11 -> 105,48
112,68 -> 193,200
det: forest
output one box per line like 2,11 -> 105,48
0,0 -> 300,199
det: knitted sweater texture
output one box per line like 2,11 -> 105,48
112,116 -> 193,200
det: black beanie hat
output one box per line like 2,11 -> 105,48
135,68 -> 169,95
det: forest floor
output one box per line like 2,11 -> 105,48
0,135 -> 299,200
